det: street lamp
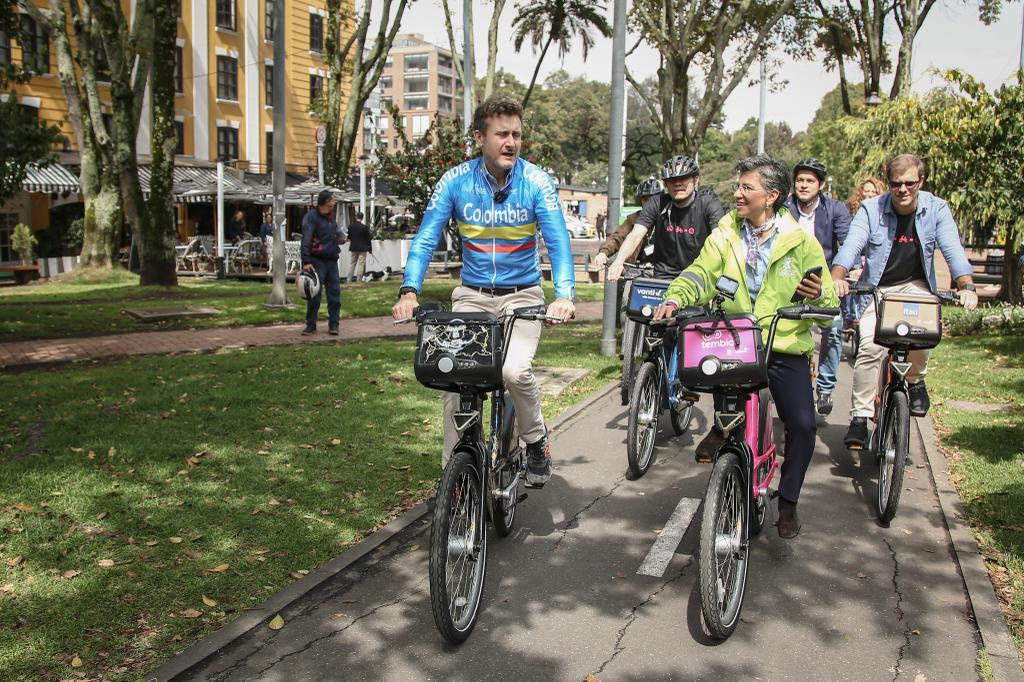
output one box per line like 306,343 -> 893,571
865,92 -> 883,107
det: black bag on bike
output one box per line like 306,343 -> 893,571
414,311 -> 504,392
626,278 -> 671,322
677,313 -> 768,392
874,291 -> 942,350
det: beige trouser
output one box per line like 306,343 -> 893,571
850,279 -> 930,419
349,251 -> 368,281
442,285 -> 546,466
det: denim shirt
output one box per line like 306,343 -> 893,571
744,229 -> 778,303
832,191 -> 972,294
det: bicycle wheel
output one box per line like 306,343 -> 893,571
429,450 -> 488,644
490,401 -> 521,538
670,392 -> 693,436
698,451 -> 749,640
620,319 -> 642,405
627,361 -> 660,478
876,391 -> 910,524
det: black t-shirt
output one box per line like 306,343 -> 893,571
879,211 -> 927,287
635,188 -> 726,279
348,221 -> 372,252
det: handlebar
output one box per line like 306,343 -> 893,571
621,263 -> 654,281
776,305 -> 841,321
393,303 -> 573,325
848,281 -> 961,305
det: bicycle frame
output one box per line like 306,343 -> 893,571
641,325 -> 684,411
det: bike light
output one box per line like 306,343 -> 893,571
700,357 -> 720,376
641,304 -> 653,317
895,322 -> 910,337
437,356 -> 455,373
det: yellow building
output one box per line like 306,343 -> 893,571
1,0 -> 354,262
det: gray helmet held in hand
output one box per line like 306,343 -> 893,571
661,155 -> 699,180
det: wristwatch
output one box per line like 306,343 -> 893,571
397,286 -> 418,299
960,283 -> 977,292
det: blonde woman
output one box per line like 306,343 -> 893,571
846,177 -> 885,217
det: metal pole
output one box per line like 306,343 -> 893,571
317,143 -> 325,184
216,159 -> 225,259
601,0 -> 626,358
359,157 -> 367,217
1019,5 -> 1024,71
266,0 -> 289,307
462,0 -> 474,132
757,54 -> 766,155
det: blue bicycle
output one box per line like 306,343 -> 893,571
625,277 -> 695,477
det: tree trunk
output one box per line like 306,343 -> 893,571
483,0 -> 508,99
889,0 -> 919,99
79,182 -> 123,269
141,0 -> 177,286
1000,232 -> 1023,305
522,36 -> 553,109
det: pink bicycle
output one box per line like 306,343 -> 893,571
673,276 -> 838,639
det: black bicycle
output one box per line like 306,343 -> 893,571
400,303 -> 560,643
619,264 -> 655,405
850,282 -> 957,523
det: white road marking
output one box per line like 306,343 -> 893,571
637,496 -> 702,577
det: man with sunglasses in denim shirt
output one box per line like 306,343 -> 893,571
831,154 -> 978,449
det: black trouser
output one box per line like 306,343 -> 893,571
767,352 -> 816,504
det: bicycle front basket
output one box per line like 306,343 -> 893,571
414,311 -> 504,392
874,291 -> 942,350
677,313 -> 767,392
626,277 -> 671,323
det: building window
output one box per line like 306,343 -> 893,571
377,116 -> 389,131
383,56 -> 392,68
174,120 -> 185,155
309,74 -> 324,100
0,31 -> 10,66
438,54 -> 453,71
217,56 -> 238,100
0,213 -> 19,263
404,53 -> 428,72
438,95 -> 453,113
264,0 -> 275,40
175,46 -> 183,95
20,104 -> 38,125
216,0 -> 236,31
309,13 -> 323,52
379,96 -> 392,110
217,126 -> 238,160
438,75 -> 453,95
264,64 -> 273,107
404,95 -> 428,111
265,130 -> 273,168
380,75 -> 392,90
19,15 -> 49,74
404,76 -> 428,94
411,114 -> 430,139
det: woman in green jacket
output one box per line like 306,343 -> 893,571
652,155 -> 839,538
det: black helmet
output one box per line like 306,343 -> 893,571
636,177 -> 662,199
661,155 -> 699,180
793,158 -> 828,182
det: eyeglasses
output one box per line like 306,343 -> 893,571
888,179 -> 921,191
732,183 -> 763,195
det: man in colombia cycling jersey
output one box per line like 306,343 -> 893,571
392,95 -> 575,488
606,155 -> 727,459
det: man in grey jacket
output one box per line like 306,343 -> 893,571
831,154 -> 978,449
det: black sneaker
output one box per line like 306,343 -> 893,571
525,436 -> 551,488
844,417 -> 869,450
328,327 -> 339,336
816,391 -> 833,416
909,381 -> 930,417
301,326 -> 316,336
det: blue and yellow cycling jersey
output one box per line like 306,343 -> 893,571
402,156 -> 575,301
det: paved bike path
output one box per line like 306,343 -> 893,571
187,372 -> 980,680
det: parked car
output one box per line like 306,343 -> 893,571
564,214 -> 593,239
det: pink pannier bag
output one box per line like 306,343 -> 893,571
677,313 -> 768,393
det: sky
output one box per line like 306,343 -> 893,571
397,0 -> 1023,134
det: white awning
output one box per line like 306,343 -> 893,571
19,163 -> 81,193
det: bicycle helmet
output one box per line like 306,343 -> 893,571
661,155 -> 699,180
635,177 -> 662,199
793,158 -> 828,182
296,268 -> 321,300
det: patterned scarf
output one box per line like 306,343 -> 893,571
743,217 -> 777,269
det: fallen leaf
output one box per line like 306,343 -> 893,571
70,447 -> 83,453
586,675 -> 598,682
13,503 -> 32,512
207,563 -> 229,573
97,559 -> 115,568
298,443 -> 314,450
390,465 -> 411,471
900,528 -> 912,536
408,544 -> 420,552
913,675 -> 927,682
202,595 -> 218,607
0,584 -> 13,594
268,498 -> 281,506
911,629 -> 921,635
62,570 -> 81,579
856,571 -> 868,579
169,537 -> 183,544
256,450 -> 271,456
96,511 -> 108,521
50,491 -> 63,497
6,556 -> 23,567
329,438 -> 341,446
180,608 -> 202,618
71,655 -> 83,668
268,614 -> 285,630
146,540 -> 160,547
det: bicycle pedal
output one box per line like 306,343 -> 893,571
524,479 -> 545,489
514,493 -> 529,504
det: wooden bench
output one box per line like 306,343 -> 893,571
0,265 -> 40,285
540,252 -> 598,283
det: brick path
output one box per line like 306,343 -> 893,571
0,300 -> 605,370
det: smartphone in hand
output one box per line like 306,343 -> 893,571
790,265 -> 823,303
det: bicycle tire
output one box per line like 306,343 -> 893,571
877,391 -> 910,524
620,319 -> 641,405
491,401 -> 521,538
429,450 -> 487,644
698,451 -> 749,640
627,361 -> 660,478
670,395 -> 693,436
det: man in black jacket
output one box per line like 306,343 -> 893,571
347,211 -> 372,282
301,190 -> 346,335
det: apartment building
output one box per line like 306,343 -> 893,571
359,33 -> 461,155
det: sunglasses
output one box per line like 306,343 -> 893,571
888,179 -> 921,191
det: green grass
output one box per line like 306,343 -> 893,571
0,270 -> 604,341
928,334 -> 1024,656
0,322 -> 617,680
